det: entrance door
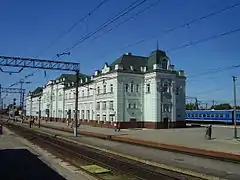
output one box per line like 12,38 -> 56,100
130,118 -> 137,128
163,118 -> 168,129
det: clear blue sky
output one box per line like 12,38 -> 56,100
0,0 -> 240,106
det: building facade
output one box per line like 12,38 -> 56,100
26,49 -> 186,128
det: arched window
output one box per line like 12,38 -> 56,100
130,81 -> 134,92
162,59 -> 168,69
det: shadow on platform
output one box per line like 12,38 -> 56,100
0,148 -> 66,180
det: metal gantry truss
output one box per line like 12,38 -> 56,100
0,55 -> 80,71
1,87 -> 25,94
0,55 -> 80,136
0,86 -> 25,109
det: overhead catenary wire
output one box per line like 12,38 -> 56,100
13,1 -> 238,84
61,0 -> 148,54
167,27 -> 240,52
38,0 -> 111,58
77,0 -> 162,45
118,2 -> 240,50
186,64 -> 240,82
8,0 -> 111,87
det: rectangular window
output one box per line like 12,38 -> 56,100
103,115 -> 106,121
87,88 -> 90,96
128,103 -> 131,108
125,84 -> 129,92
87,110 -> 90,119
96,102 -> 100,110
82,90 -> 84,97
136,84 -> 139,92
130,82 -> 134,92
97,87 -> 100,94
110,84 -> 113,93
133,103 -> 137,108
81,110 -> 84,119
109,114 -> 114,121
109,101 -> 113,110
103,85 -> 106,94
97,114 -> 100,121
102,101 -> 106,110
146,84 -> 150,93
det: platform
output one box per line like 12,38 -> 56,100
9,119 -> 240,180
32,120 -> 240,155
0,127 -> 66,180
0,126 -> 96,180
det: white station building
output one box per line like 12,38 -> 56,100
26,49 -> 186,129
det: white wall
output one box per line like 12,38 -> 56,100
25,66 -> 186,124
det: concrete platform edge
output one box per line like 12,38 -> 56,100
39,123 -> 240,163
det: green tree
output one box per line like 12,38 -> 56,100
211,103 -> 232,110
235,106 -> 240,109
186,103 -> 196,110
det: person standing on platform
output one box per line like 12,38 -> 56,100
117,122 -> 121,132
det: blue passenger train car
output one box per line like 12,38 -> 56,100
185,109 -> 240,124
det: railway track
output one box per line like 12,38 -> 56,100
5,123 -> 201,180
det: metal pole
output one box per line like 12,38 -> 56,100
0,84 -> 2,109
20,80 -> 23,109
38,97 -> 41,128
233,76 -> 238,139
74,70 -> 79,137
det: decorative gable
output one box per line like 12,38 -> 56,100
102,62 -> 110,74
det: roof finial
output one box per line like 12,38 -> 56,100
156,39 -> 159,50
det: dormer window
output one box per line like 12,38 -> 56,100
162,59 -> 168,69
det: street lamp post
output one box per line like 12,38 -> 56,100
38,96 -> 41,128
232,76 -> 238,139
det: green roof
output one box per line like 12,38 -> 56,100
109,50 -> 169,72
109,54 -> 147,72
147,50 -> 168,70
31,87 -> 43,97
56,73 -> 89,83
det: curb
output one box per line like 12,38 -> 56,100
39,123 -> 240,163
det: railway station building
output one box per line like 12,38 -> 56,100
26,49 -> 186,129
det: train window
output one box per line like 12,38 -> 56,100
207,114 -> 210,117
236,114 -> 240,118
219,114 -> 223,118
191,114 -> 194,117
199,114 -> 202,118
226,114 -> 230,118
203,114 -> 206,117
215,114 -> 219,118
211,114 -> 214,117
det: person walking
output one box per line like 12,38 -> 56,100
117,122 -> 121,132
113,122 -> 117,132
